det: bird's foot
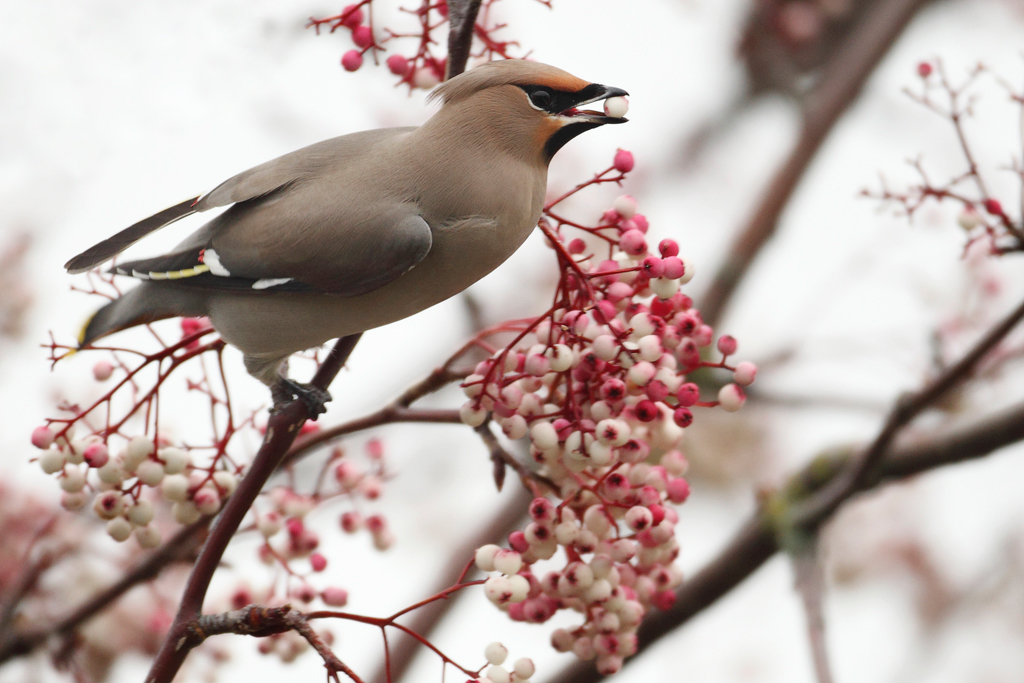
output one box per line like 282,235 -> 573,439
272,379 -> 332,419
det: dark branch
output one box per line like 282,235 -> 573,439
145,334 -> 362,683
792,294 -> 1024,529
445,0 -> 484,80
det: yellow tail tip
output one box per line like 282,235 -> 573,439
77,310 -> 98,349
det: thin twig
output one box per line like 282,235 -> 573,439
369,487 -> 532,683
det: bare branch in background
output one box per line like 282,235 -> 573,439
700,0 -> 932,327
553,393 -> 1024,683
792,541 -> 835,683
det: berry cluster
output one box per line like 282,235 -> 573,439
310,0 -> 551,87
34,316 -> 246,546
31,425 -> 237,547
473,642 -> 535,683
458,151 -> 755,672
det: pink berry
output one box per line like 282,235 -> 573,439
672,407 -> 693,428
733,361 -> 757,386
600,378 -> 626,401
352,25 -> 373,48
366,438 -> 384,460
632,215 -> 649,233
613,149 -> 634,173
619,230 -> 647,256
717,335 -> 737,356
341,50 -> 363,72
31,426 -> 54,450
718,383 -> 746,412
366,514 -> 386,533
340,4 -> 363,28
386,54 -> 410,76
667,477 -> 690,503
568,238 -> 587,254
646,380 -> 669,402
509,530 -> 530,553
658,239 -> 679,257
641,257 -> 665,279
93,360 -> 114,381
676,383 -> 699,407
286,517 -> 305,537
662,257 -> 684,279
984,198 -> 1004,216
310,553 -> 328,572
917,62 -> 932,78
529,497 -> 555,522
340,511 -> 363,532
83,442 -> 109,468
321,587 -> 349,606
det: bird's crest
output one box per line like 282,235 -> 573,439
428,60 -> 590,105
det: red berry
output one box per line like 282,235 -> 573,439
613,149 -> 634,173
341,50 -> 363,72
352,25 -> 374,49
984,198 -> 1004,216
634,400 -> 659,422
672,406 -> 693,428
340,4 -> 364,29
676,383 -> 700,407
386,54 -> 410,76
917,62 -> 933,78
509,530 -> 530,553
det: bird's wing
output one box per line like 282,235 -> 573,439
111,204 -> 434,297
65,128 -> 415,274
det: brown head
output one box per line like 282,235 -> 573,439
421,60 -> 628,165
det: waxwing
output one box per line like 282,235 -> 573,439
67,60 -> 628,412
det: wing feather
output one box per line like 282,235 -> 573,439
65,127 -> 416,273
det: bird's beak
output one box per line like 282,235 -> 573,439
558,85 -> 630,125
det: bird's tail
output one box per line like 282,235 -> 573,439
78,283 -> 204,348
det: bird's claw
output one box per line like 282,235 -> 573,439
272,379 -> 332,419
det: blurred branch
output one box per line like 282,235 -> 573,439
145,334 -> 361,683
700,0 -> 932,327
475,421 -> 560,493
792,541 -> 834,683
553,394 -> 1024,683
0,520 -> 207,663
792,294 -> 1024,529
